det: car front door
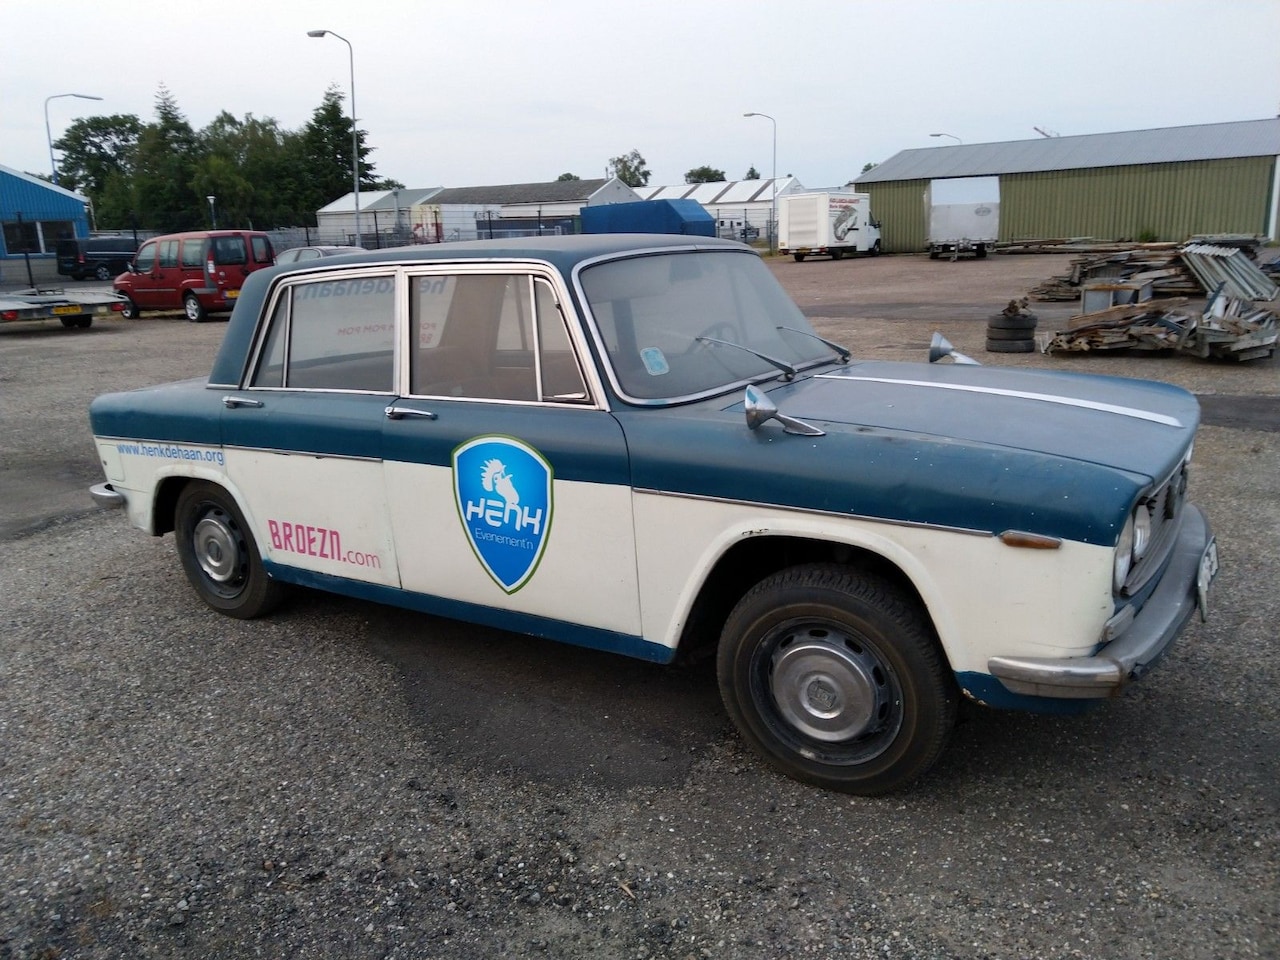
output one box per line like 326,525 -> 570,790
217,270 -> 402,591
380,268 -> 644,653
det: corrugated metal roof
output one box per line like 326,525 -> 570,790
636,177 -> 802,205
858,118 -> 1280,184
430,178 -> 616,205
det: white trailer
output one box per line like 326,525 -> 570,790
0,288 -> 128,328
925,177 -> 1000,260
778,192 -> 881,262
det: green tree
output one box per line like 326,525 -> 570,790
298,86 -> 383,210
860,161 -> 878,174
608,149 -> 650,187
684,165 -> 726,184
556,172 -> 581,181
129,85 -> 203,232
52,114 -> 143,197
745,166 -> 760,180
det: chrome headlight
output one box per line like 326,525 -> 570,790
1113,513 -> 1135,592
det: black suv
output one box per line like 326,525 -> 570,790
56,236 -> 140,281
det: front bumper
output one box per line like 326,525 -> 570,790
988,504 -> 1214,699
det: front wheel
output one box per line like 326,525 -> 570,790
94,264 -> 112,281
717,564 -> 957,794
184,293 -> 208,323
119,295 -> 141,319
793,253 -> 806,263
175,481 -> 283,618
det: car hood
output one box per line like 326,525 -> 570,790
771,361 -> 1198,481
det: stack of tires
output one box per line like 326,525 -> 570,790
985,309 -> 1038,354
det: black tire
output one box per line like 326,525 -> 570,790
975,244 -> 988,259
986,312 -> 1038,331
793,253 -> 807,263
175,481 -> 283,619
870,240 -> 882,257
94,264 -> 112,281
830,249 -> 845,261
60,317 -> 78,329
928,250 -> 940,260
184,293 -> 208,323
985,326 -> 1037,341
717,563 -> 957,794
985,338 -> 1037,353
75,317 -> 93,329
119,295 -> 141,319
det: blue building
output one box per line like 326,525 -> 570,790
1,163 -> 91,274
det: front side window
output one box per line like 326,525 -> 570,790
251,275 -> 395,392
135,241 -> 158,272
409,272 -> 588,404
158,240 -> 180,268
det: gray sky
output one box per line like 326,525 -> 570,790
6,0 -> 1279,193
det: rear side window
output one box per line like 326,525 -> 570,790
212,236 -> 247,266
180,239 -> 206,268
251,275 -> 395,392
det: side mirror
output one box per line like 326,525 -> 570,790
126,262 -> 137,274
929,332 -> 980,365
744,385 -> 825,436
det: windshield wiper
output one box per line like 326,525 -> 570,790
695,337 -> 797,380
776,325 -> 851,363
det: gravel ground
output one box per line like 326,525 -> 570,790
1,255 -> 1277,959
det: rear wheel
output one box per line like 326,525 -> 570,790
718,564 -> 957,794
94,264 -> 112,281
793,253 -> 807,263
830,249 -> 845,261
985,338 -> 1037,353
184,293 -> 208,323
174,481 -> 283,619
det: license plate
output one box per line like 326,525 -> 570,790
225,289 -> 239,299
52,305 -> 80,315
1196,537 -> 1219,621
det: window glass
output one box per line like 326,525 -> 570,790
535,280 -> 587,401
250,295 -> 289,388
212,236 -> 247,265
252,235 -> 273,263
409,274 -> 536,401
159,240 -> 180,268
280,275 -> 395,391
180,239 -> 205,268
135,241 -> 158,272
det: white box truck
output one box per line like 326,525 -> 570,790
925,176 -> 1000,260
778,192 -> 882,262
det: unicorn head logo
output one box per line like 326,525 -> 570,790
481,458 -> 519,508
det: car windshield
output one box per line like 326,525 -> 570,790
579,249 -> 838,403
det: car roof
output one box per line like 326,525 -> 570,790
210,234 -> 750,386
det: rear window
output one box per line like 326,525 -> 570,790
251,235 -> 273,264
212,236 -> 248,266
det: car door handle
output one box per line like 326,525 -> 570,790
222,396 -> 264,408
385,405 -> 437,420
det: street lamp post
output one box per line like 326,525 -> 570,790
207,196 -> 217,229
743,112 -> 777,254
929,132 -> 962,144
45,93 -> 103,185
307,29 -> 361,245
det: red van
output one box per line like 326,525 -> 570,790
114,230 -> 275,322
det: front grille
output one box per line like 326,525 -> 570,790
1121,463 -> 1188,597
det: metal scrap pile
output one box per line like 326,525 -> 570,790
1043,290 -> 1278,361
1027,235 -> 1272,301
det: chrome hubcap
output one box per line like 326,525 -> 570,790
770,630 -> 888,742
193,514 -> 240,583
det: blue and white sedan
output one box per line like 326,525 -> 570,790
88,235 -> 1217,793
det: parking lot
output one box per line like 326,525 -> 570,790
1,252 -> 1276,959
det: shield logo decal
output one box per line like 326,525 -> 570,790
453,436 -> 554,593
